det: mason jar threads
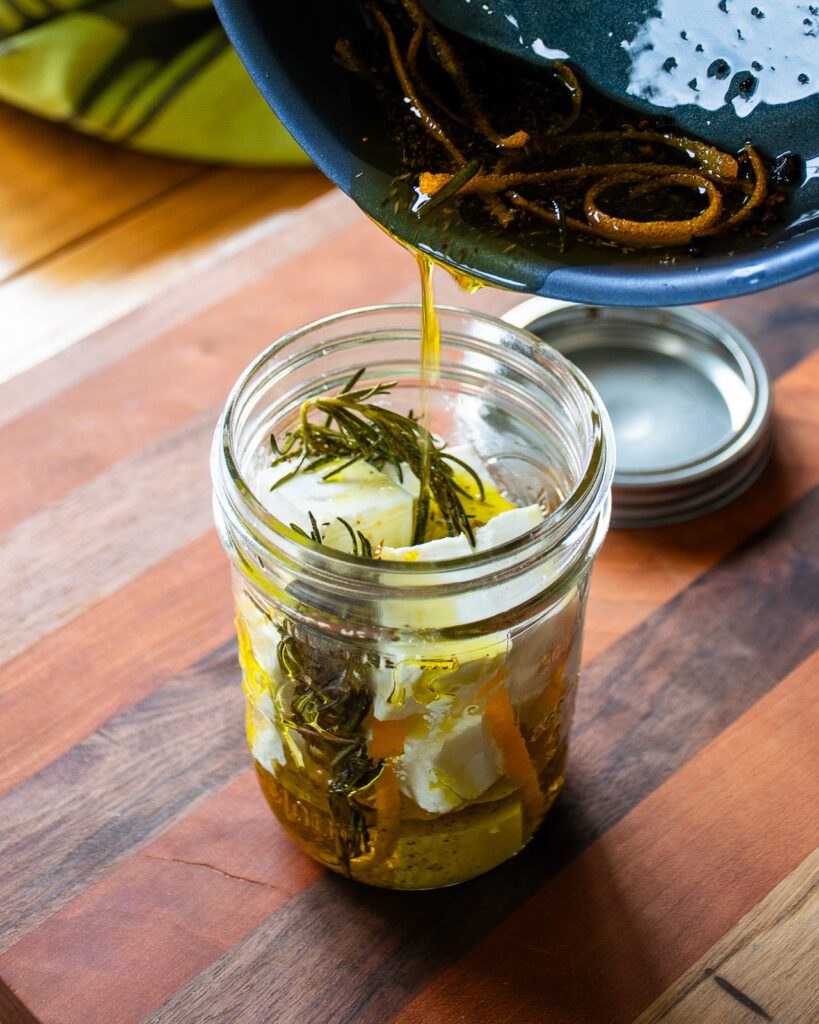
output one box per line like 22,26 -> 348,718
211,305 -> 614,889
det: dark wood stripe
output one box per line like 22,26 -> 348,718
0,643 -> 244,954
710,283 -> 819,377
145,484 -> 819,1024
0,981 -> 38,1024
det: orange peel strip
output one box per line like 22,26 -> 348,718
543,130 -> 738,179
398,0 -> 528,149
700,144 -> 769,237
476,667 -> 507,702
368,717 -> 408,761
584,171 -> 723,247
369,3 -> 464,164
485,681 -> 545,821
418,161 -> 719,198
551,61 -> 582,133
629,131 -> 738,179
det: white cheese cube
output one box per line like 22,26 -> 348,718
445,443 -> 492,478
382,461 -> 421,498
376,507 -> 544,628
377,532 -> 472,562
371,632 -> 509,720
398,710 -> 503,814
248,691 -> 286,771
236,589 -> 282,677
473,504 -> 544,551
235,592 -> 289,771
254,458 -> 416,552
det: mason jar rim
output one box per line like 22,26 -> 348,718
212,303 -> 614,595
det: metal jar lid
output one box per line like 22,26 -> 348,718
502,298 -> 773,528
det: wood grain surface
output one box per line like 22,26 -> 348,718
0,109 -> 817,1024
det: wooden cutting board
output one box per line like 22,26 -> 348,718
0,186 -> 817,1024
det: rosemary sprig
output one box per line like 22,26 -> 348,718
271,372 -> 485,545
277,632 -> 381,873
417,157 -> 481,217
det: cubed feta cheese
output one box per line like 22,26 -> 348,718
236,589 -> 282,677
377,533 -> 472,562
473,504 -> 543,551
247,691 -> 286,771
254,458 -> 416,552
371,632 -> 509,720
382,461 -> 421,498
397,710 -> 503,814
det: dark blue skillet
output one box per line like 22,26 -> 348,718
214,0 -> 819,304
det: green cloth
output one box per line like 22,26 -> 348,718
0,0 -> 309,165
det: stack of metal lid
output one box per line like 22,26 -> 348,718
503,299 -> 773,528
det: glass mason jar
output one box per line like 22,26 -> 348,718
211,305 -> 614,889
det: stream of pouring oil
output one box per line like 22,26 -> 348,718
417,254 -> 440,540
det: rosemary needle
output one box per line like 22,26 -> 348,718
417,157 -> 481,217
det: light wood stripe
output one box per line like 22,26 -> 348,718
0,104 -> 199,285
633,846 -> 819,1024
0,168 -> 331,387
388,650 -> 819,1024
0,407 -> 216,664
0,179 -> 341,430
0,212 -> 414,531
0,533 -> 232,795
